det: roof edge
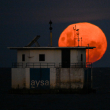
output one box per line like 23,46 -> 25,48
7,46 -> 96,50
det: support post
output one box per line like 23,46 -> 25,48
88,44 -> 89,63
49,20 -> 52,47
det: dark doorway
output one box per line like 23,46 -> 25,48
62,49 -> 70,68
22,54 -> 25,61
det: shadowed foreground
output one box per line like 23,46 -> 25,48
0,68 -> 110,109
0,93 -> 110,110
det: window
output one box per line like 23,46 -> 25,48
22,54 -> 25,61
81,54 -> 83,61
39,54 -> 45,61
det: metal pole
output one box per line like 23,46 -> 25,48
50,32 -> 52,47
49,20 -> 52,47
74,29 -> 75,46
88,44 -> 89,63
76,29 -> 79,47
78,30 -> 79,47
73,26 -> 76,46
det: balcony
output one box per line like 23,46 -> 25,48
12,62 -> 92,68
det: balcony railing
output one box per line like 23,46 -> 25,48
12,62 -> 55,68
26,62 -> 55,68
12,62 -> 92,68
12,62 -> 23,68
59,62 -> 92,68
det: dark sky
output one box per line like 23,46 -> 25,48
1,0 -> 110,67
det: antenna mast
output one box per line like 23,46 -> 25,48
73,25 -> 82,47
49,20 -> 52,47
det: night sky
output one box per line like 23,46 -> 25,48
1,0 -> 110,67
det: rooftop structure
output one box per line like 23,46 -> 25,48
8,21 -> 96,93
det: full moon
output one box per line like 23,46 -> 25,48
58,22 -> 107,63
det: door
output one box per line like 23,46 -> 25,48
62,49 -> 70,68
30,68 -> 50,89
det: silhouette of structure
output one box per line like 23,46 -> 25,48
8,21 -> 96,94
26,35 -> 40,47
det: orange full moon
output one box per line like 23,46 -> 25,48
58,22 -> 107,63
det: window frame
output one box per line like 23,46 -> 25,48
81,54 -> 83,61
22,54 -> 25,61
39,54 -> 45,61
